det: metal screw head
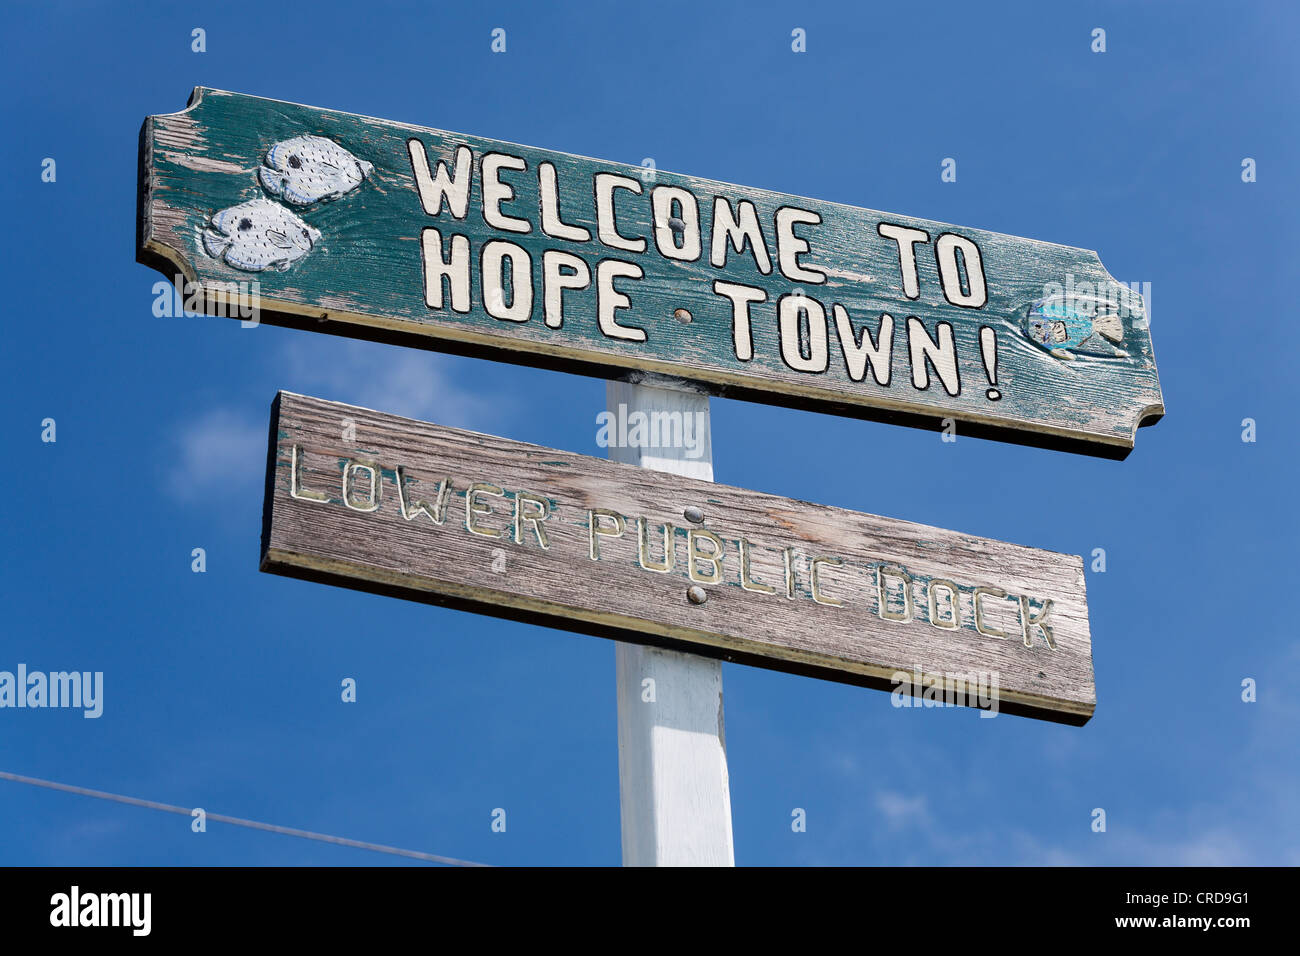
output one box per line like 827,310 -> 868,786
674,308 -> 692,324
668,216 -> 686,233
683,506 -> 705,524
687,585 -> 708,605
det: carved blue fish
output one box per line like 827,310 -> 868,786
1024,294 -> 1126,361
259,135 -> 373,205
201,198 -> 320,272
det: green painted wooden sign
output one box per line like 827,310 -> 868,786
138,88 -> 1164,458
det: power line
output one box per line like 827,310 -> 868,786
0,770 -> 489,867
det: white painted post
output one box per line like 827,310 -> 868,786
607,377 -> 735,867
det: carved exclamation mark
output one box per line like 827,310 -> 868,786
979,326 -> 1001,401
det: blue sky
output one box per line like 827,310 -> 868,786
1,0 -> 1296,865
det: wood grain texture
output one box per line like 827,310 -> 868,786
262,392 -> 1096,724
141,88 -> 1163,459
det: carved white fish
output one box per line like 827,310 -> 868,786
201,198 -> 320,272
259,135 -> 373,205
1024,293 -> 1126,361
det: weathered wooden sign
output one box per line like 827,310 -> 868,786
140,88 -> 1163,459
262,392 -> 1096,723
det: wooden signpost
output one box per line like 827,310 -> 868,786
139,88 -> 1162,459
263,391 -> 1095,725
606,380 -> 733,865
138,86 -> 1167,865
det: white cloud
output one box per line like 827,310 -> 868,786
167,407 -> 265,500
874,790 -> 931,831
844,782 -> 1292,866
165,337 -> 497,503
279,337 -> 495,430
1120,829 -> 1253,867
